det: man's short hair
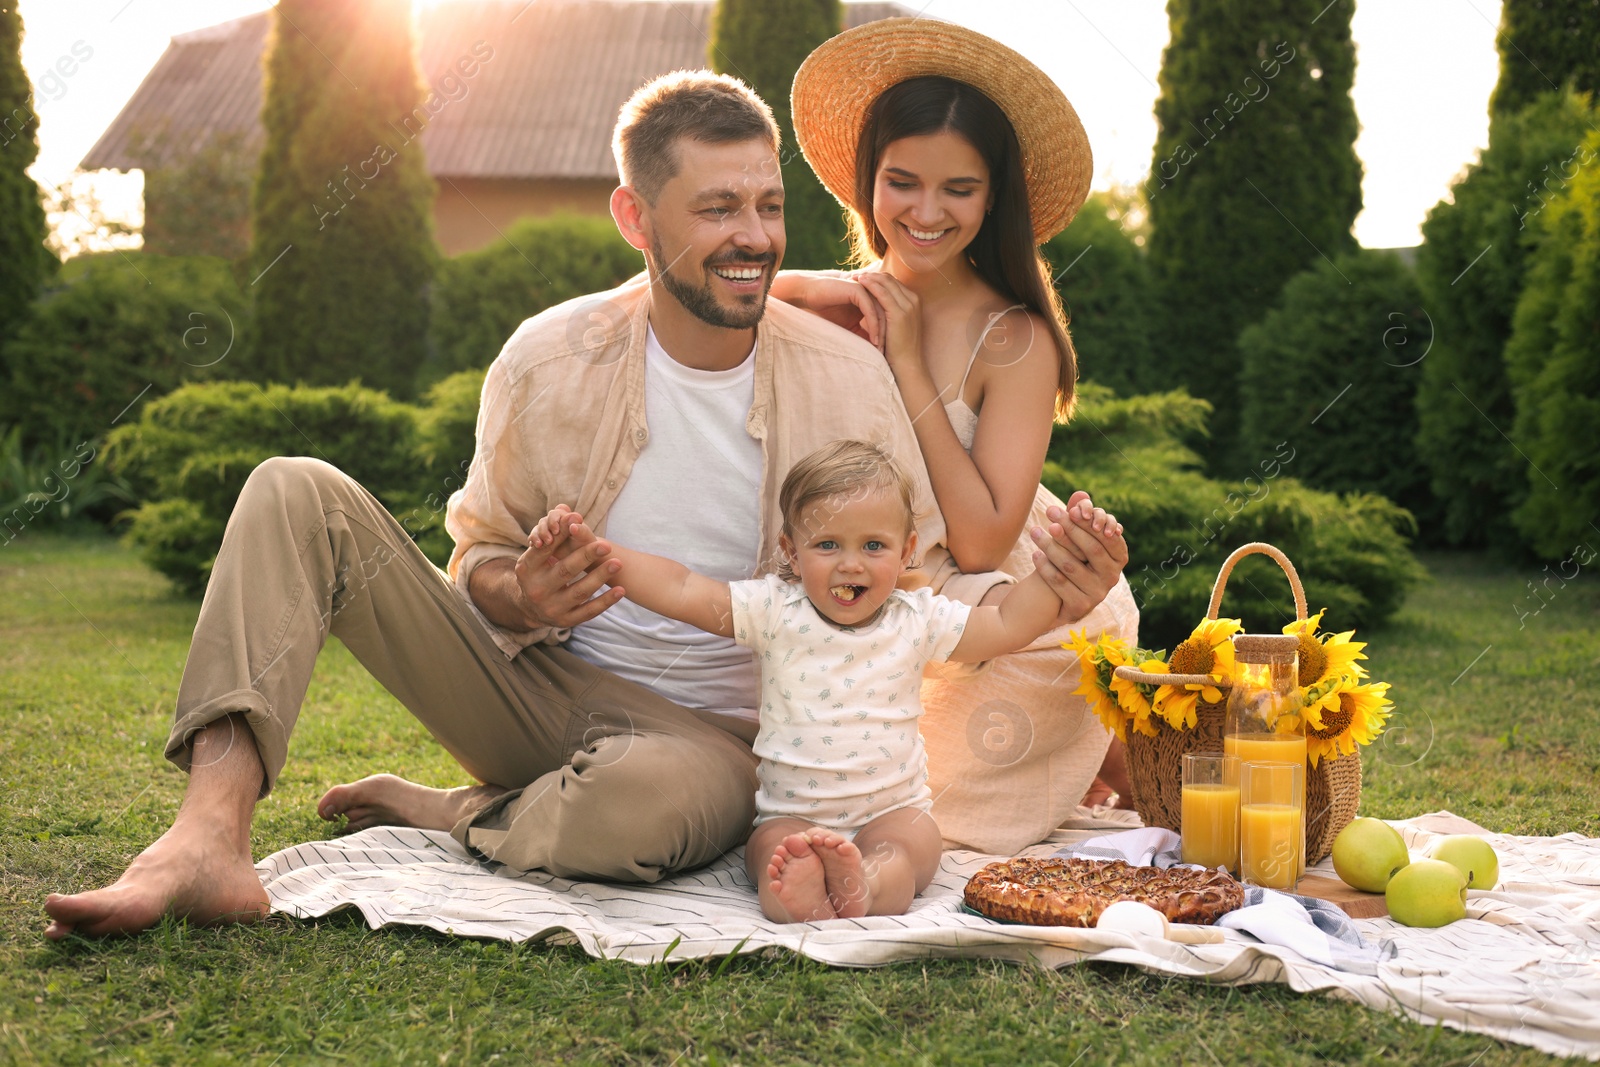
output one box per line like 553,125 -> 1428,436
611,70 -> 779,204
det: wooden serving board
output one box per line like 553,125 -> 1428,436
1293,873 -> 1388,918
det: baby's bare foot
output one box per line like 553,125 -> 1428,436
765,834 -> 834,923
806,828 -> 871,919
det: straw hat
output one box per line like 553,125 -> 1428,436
791,17 -> 1093,244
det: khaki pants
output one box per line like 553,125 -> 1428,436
164,456 -> 759,883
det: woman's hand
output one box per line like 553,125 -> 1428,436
1029,491 -> 1129,625
770,271 -> 886,348
854,272 -> 926,379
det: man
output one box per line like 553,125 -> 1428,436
44,71 -> 1124,938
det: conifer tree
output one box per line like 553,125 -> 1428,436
250,0 -> 436,397
710,0 -> 848,270
1490,0 -> 1600,115
1144,0 -> 1361,468
1504,127 -> 1600,559
1415,91 -> 1595,550
0,4 -> 54,349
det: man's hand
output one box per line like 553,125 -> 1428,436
1029,491 -> 1129,625
512,506 -> 623,629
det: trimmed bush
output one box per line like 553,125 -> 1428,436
1237,249 -> 1434,518
1043,193 -> 1159,397
0,254 -> 249,449
1505,127 -> 1600,559
107,382 -> 425,594
424,215 -> 639,385
1047,385 -> 1422,649
402,368 -> 488,563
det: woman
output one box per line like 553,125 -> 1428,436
773,18 -> 1140,850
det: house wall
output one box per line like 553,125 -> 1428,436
432,177 -> 616,255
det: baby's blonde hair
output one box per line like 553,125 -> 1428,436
777,440 -> 917,581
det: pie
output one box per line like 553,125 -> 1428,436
963,857 -> 1244,927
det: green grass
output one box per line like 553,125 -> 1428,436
2,533 -> 1595,1065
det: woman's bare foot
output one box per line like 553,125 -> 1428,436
43,817 -> 267,940
806,828 -> 871,919
765,834 -> 834,922
1081,776 -> 1117,808
317,774 -> 505,834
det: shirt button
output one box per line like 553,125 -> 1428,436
635,428 -> 647,443
606,478 -> 617,489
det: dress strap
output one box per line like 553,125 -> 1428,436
956,303 -> 1030,401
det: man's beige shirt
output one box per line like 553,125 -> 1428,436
445,274 -> 1010,658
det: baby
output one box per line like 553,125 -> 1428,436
530,440 -> 1065,923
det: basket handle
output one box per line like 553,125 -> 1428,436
1207,542 -> 1308,623
1110,542 -> 1307,689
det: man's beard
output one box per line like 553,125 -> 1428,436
649,233 -> 775,330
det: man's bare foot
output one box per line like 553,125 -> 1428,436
765,833 -> 835,922
43,819 -> 267,940
317,774 -> 505,834
806,828 -> 871,919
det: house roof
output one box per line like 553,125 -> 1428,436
80,0 -> 917,181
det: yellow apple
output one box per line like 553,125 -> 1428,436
1332,817 -> 1411,893
1386,859 -> 1468,927
1431,835 -> 1499,890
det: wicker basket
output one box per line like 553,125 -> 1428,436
1112,542 -> 1362,866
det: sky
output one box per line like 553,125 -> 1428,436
17,0 -> 1505,249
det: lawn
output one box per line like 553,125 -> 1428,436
2,532 -> 1595,1065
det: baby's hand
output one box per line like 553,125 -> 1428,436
1062,491 -> 1128,565
529,505 -> 581,550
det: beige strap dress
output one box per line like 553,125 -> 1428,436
917,315 -> 1140,853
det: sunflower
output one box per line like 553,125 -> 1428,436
1111,658 -> 1166,738
1283,609 -> 1368,694
1151,617 -> 1243,730
1303,675 -> 1393,766
1065,632 -> 1166,740
1066,631 -> 1131,741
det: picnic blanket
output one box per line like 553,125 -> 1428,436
258,810 -> 1600,1060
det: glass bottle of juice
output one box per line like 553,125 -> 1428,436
1223,633 -> 1305,882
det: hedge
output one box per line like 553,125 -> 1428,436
424,214 -> 640,387
1043,193 -> 1160,398
107,381 -> 427,594
1047,385 -> 1422,649
1237,249 -> 1434,519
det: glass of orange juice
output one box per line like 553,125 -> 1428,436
1239,760 -> 1303,890
1181,753 -> 1240,872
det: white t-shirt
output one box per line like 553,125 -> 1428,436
564,327 -> 763,720
729,573 -> 972,830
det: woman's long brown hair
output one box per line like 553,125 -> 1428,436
847,75 -> 1077,419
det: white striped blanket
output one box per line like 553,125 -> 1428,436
258,810 -> 1600,1060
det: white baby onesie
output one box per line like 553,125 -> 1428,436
728,573 -> 972,830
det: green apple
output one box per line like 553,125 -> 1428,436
1431,835 -> 1499,890
1332,817 -> 1411,893
1386,859 -> 1468,927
